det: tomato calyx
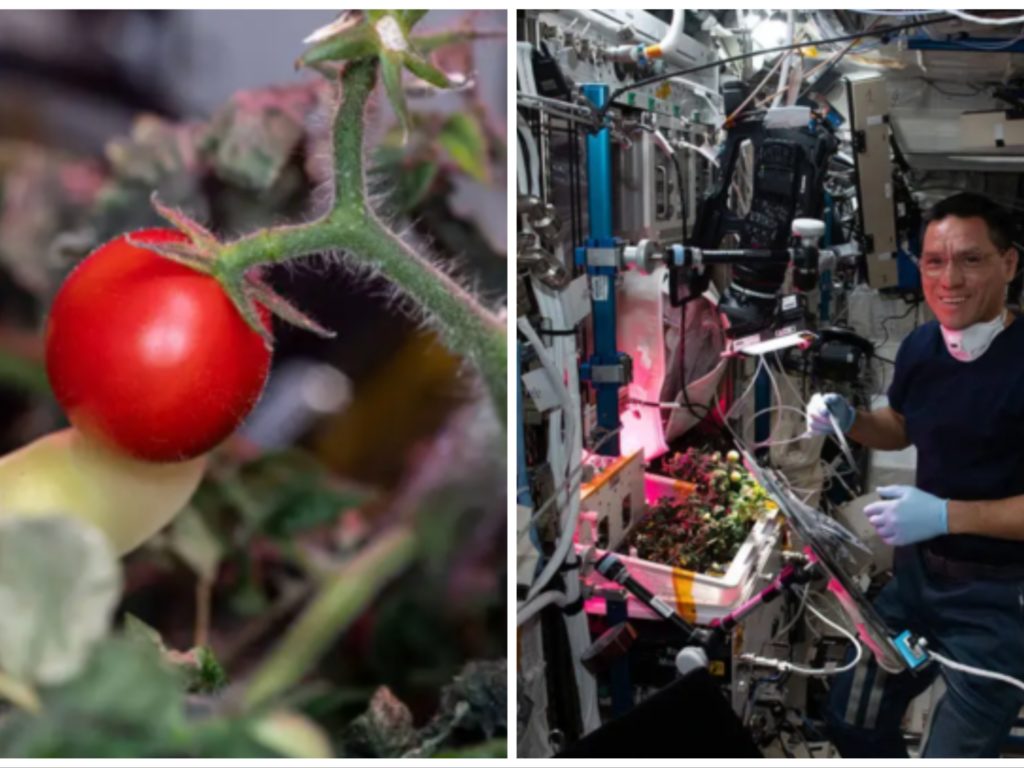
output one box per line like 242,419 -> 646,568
127,194 -> 335,347
124,195 -> 219,275
297,11 -> 452,143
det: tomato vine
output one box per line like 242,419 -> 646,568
130,13 -> 506,427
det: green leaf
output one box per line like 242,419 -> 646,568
411,30 -> 477,55
398,10 -> 429,34
0,637 -> 182,757
411,29 -> 506,55
207,99 -> 308,192
189,646 -> 228,694
0,516 -> 121,686
437,113 -> 489,183
380,51 -> 410,142
0,637 -> 276,757
243,526 -> 417,710
168,505 -> 224,582
124,614 -> 227,694
394,159 -> 439,210
124,613 -> 165,650
299,24 -> 379,68
233,449 -> 371,541
401,52 -> 450,89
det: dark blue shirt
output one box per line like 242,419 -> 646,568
888,314 -> 1024,564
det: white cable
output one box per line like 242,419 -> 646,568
762,356 -> 785,423
677,138 -> 720,167
517,588 -> 568,626
519,294 -> 596,731
516,41 -> 538,97
517,116 -> 541,198
750,405 -> 815,448
770,583 -> 811,641
846,8 -> 1024,47
535,280 -> 582,443
518,317 -> 580,603
772,351 -> 809,407
668,77 -> 724,123
723,50 -> 792,126
827,410 -> 859,485
947,9 -> 1024,26
728,355 -> 767,420
517,317 -> 574,464
716,370 -> 854,516
929,650 -> 1024,693
655,10 -> 685,58
517,125 -> 530,196
534,279 -> 580,541
742,600 -> 863,677
847,9 -> 945,17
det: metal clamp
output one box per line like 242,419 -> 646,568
590,356 -> 633,385
519,196 -> 563,244
518,235 -> 570,289
586,246 -> 621,269
622,239 -> 664,273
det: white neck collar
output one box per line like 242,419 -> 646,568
940,310 -> 1008,362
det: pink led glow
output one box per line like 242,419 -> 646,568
619,404 -> 669,460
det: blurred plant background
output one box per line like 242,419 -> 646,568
0,9 -> 506,758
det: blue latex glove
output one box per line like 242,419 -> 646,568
806,392 -> 856,436
862,485 -> 949,546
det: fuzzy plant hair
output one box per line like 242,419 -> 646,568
129,12 -> 506,427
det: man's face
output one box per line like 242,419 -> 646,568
920,215 -> 1017,330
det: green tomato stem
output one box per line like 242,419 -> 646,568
331,58 -> 376,218
216,58 -> 506,424
242,524 -> 416,711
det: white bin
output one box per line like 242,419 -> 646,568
576,470 -> 781,624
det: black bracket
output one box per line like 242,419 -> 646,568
853,129 -> 867,154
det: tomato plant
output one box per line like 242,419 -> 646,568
627,447 -> 771,573
44,229 -> 271,462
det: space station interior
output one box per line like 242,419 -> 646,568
516,9 -> 1024,759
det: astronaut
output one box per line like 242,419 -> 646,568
808,193 -> 1024,757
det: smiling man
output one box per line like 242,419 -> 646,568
805,193 -> 1024,757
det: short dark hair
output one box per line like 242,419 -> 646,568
923,192 -> 1015,252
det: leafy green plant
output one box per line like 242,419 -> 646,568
626,448 -> 772,573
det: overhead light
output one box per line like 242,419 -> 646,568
752,18 -> 790,51
728,327 -> 816,357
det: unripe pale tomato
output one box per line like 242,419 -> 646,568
0,427 -> 206,554
45,228 -> 271,462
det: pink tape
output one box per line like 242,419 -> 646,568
826,578 -> 887,662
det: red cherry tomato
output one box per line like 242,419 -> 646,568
45,228 -> 271,462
